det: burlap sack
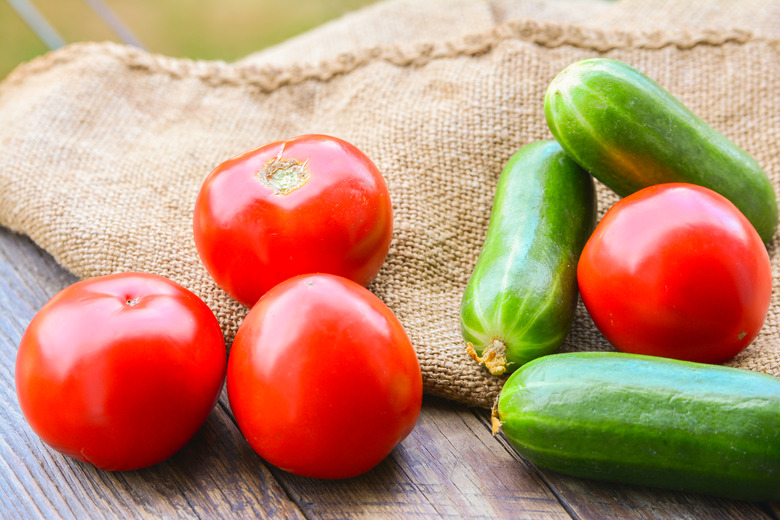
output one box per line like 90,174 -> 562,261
1,0 -> 778,409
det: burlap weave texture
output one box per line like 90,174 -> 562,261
1,0 -> 778,408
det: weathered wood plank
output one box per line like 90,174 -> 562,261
0,228 -> 306,520
256,395 -> 573,520
474,405 -> 780,519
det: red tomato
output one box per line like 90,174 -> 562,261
578,183 -> 772,364
227,273 -> 422,479
193,134 -> 393,308
15,272 -> 226,471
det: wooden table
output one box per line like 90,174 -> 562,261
1,226 -> 778,519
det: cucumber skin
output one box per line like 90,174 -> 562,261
544,58 -> 778,244
460,140 -> 596,373
497,352 -> 780,502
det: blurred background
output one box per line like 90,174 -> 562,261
1,0 -> 378,79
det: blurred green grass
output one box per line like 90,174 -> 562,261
1,0 -> 377,79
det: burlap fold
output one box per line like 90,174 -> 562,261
1,0 -> 778,408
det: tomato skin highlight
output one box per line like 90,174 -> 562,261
193,134 -> 393,308
15,272 -> 226,471
227,273 -> 422,479
577,183 -> 772,364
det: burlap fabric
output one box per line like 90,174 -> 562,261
1,0 -> 778,409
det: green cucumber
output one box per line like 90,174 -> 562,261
460,141 -> 596,375
496,352 -> 780,502
544,58 -> 778,244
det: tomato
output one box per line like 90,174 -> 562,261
227,273 -> 422,479
577,183 -> 772,364
15,272 -> 226,471
193,134 -> 393,308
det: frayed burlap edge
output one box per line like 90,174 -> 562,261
2,19 -> 755,95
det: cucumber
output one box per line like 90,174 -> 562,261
460,141 -> 596,375
496,352 -> 780,502
544,58 -> 778,244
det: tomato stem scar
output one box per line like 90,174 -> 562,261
257,145 -> 310,195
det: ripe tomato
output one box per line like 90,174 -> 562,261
193,134 -> 393,308
577,183 -> 772,364
15,272 -> 226,471
227,273 -> 422,479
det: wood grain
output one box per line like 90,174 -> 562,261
1,225 -> 778,520
256,396 -> 572,520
